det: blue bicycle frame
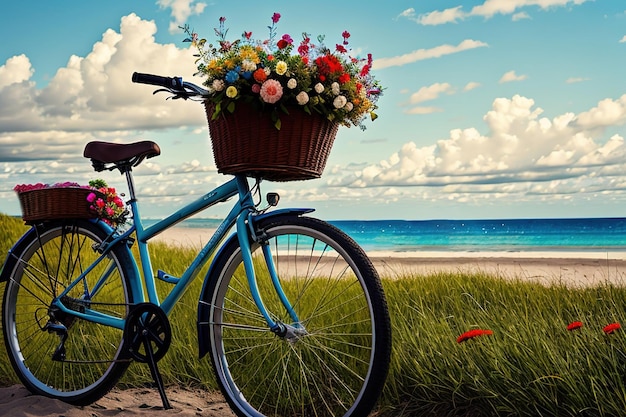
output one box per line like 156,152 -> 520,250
48,174 -> 300,333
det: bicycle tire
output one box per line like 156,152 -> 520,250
2,219 -> 137,405
204,215 -> 391,417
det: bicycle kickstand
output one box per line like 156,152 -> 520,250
124,303 -> 173,410
143,338 -> 171,409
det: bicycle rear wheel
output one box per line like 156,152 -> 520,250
2,220 -> 137,405
204,215 -> 391,417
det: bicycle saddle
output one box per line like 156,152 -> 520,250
84,141 -> 161,172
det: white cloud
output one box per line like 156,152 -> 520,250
499,70 -> 527,83
0,55 -> 34,89
512,12 -> 531,21
0,13 -> 205,162
374,40 -> 488,69
157,0 -> 207,33
329,94 -> 626,196
620,35 -> 626,43
407,0 -> 591,26
408,83 -> 453,104
464,81 -> 481,91
565,77 -> 589,84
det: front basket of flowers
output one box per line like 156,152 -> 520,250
183,13 -> 381,182
14,180 -> 127,227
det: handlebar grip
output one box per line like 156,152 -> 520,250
132,72 -> 183,90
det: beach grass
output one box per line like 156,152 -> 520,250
1,213 -> 626,415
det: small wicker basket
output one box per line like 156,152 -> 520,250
205,102 -> 339,182
18,188 -> 101,224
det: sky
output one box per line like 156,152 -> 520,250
1,0 -> 625,221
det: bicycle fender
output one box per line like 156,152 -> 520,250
197,208 -> 314,359
0,227 -> 38,282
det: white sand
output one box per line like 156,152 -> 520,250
151,226 -> 626,287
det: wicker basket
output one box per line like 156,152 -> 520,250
205,102 -> 339,182
18,187 -> 101,224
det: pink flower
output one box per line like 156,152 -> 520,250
271,13 -> 281,23
86,192 -> 97,203
96,199 -> 106,209
259,79 -> 283,104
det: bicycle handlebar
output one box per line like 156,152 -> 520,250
131,72 -> 209,98
132,72 -> 183,89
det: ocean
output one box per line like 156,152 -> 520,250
153,217 -> 626,253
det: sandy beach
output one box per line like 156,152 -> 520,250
2,225 -> 624,416
152,226 -> 626,288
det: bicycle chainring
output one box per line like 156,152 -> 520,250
123,303 -> 172,363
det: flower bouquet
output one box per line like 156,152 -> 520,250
14,180 -> 128,227
182,13 -> 382,181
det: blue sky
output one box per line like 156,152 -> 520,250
1,0 -> 625,220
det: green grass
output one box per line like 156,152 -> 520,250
1,213 -> 626,415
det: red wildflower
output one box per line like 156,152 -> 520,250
271,13 -> 281,23
567,321 -> 583,331
342,30 -> 350,44
243,31 -> 252,40
456,329 -> 493,343
603,322 -> 621,335
338,73 -> 350,84
336,44 -> 347,54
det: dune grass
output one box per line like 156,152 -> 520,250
0,213 -> 625,415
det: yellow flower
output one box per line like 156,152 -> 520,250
226,86 -> 238,98
275,61 -> 288,76
239,45 -> 260,64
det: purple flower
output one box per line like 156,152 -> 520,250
86,192 -> 97,203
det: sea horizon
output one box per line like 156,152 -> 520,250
143,216 -> 626,254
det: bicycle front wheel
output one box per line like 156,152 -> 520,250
205,216 -> 391,417
2,220 -> 137,405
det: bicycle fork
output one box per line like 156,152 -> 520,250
236,213 -> 307,342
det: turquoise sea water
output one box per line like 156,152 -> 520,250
149,217 -> 626,253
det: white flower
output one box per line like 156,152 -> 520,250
314,83 -> 325,94
331,82 -> 340,95
287,78 -> 297,89
345,102 -> 354,112
333,95 -> 347,109
296,91 -> 310,105
212,79 -> 225,92
241,59 -> 256,72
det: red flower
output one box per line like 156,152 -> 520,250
277,39 -> 289,49
315,55 -> 343,76
603,322 -> 621,335
243,31 -> 252,40
271,12 -> 281,23
336,44 -> 347,54
457,329 -> 493,343
342,30 -> 350,44
567,321 -> 583,331
338,73 -> 351,84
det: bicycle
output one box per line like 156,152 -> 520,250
0,73 -> 392,417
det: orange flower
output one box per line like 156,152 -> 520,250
567,321 -> 583,331
603,322 -> 621,334
457,329 -> 493,343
